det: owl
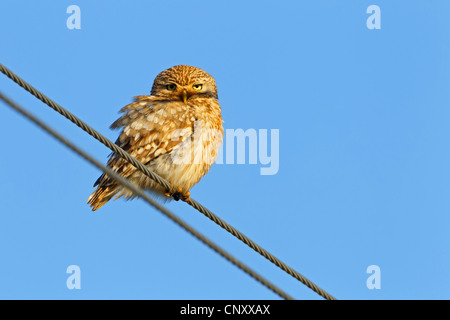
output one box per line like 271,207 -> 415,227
87,65 -> 224,211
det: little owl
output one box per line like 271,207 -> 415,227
87,65 -> 223,210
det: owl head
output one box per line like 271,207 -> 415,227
151,65 -> 218,102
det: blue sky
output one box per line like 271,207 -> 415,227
0,0 -> 449,300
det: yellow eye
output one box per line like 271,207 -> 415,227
193,84 -> 203,90
166,84 -> 177,91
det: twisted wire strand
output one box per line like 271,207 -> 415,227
0,63 -> 336,300
0,91 -> 294,300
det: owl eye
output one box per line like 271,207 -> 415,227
166,84 -> 177,91
192,84 -> 203,90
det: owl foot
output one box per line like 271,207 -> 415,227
164,188 -> 191,202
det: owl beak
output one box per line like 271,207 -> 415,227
181,90 -> 188,104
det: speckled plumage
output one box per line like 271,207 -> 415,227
87,65 -> 223,211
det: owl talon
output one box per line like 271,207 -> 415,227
164,189 -> 190,202
178,190 -> 191,202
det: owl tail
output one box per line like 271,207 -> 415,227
87,184 -> 119,211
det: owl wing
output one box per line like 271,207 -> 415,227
93,95 -> 193,188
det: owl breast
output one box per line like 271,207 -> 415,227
119,96 -> 223,197
150,119 -> 223,192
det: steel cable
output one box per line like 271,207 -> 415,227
0,91 -> 294,300
0,63 -> 336,300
